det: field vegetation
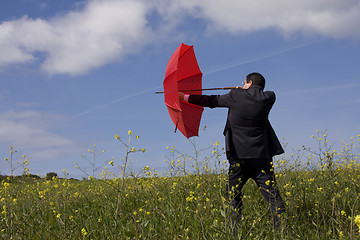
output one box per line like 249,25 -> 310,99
1,130 -> 360,239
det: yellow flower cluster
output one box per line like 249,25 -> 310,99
355,215 -> 360,231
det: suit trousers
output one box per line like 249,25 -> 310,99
227,157 -> 285,224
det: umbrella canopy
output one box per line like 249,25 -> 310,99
163,43 -> 204,138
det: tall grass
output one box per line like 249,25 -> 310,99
1,130 -> 360,239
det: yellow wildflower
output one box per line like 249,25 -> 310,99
81,228 -> 87,236
354,215 -> 360,230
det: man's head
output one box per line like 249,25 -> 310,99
245,72 -> 265,89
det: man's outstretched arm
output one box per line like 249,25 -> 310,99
178,92 -> 232,108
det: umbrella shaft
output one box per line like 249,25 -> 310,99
155,87 -> 236,94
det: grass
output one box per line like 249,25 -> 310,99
1,130 -> 360,239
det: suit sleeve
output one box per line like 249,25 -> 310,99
188,91 -> 233,108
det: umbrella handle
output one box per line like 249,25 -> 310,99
155,87 -> 237,94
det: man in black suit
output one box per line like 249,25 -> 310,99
179,72 -> 285,227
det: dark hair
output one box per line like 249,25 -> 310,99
246,72 -> 265,89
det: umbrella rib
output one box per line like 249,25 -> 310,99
177,73 -> 203,84
178,45 -> 193,61
165,104 -> 181,112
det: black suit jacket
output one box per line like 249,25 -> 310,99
188,85 -> 284,159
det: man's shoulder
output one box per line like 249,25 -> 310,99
263,90 -> 276,102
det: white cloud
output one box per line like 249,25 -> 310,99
0,0 -> 359,75
177,0 -> 360,38
0,21 -> 35,65
0,111 -> 79,161
0,0 -> 150,75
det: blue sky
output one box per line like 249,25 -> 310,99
1,0 -> 360,178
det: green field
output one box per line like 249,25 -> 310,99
1,131 -> 360,239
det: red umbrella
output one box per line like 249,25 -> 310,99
162,43 -> 204,138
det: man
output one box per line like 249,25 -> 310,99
179,72 -> 285,227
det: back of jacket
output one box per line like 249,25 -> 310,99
188,85 -> 284,159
